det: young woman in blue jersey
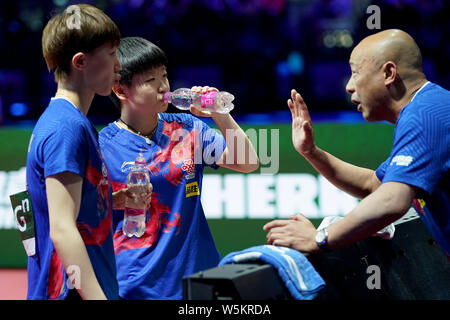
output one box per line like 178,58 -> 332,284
26,4 -> 122,299
264,29 -> 450,259
99,37 -> 259,299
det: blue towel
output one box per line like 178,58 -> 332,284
219,245 -> 325,300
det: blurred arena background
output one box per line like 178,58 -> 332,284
0,0 -> 449,299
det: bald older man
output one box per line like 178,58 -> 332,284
264,29 -> 450,258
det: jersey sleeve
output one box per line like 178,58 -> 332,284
42,119 -> 88,178
375,158 -> 389,182
381,111 -> 446,195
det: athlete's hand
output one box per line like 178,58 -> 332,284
188,86 -> 221,118
288,89 -> 316,155
263,213 -> 320,254
112,188 -> 132,210
127,183 -> 153,209
112,183 -> 153,210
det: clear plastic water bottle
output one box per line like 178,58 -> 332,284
123,153 -> 150,238
164,88 -> 235,114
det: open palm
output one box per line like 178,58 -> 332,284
288,89 -> 315,155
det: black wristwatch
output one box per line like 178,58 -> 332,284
315,228 -> 330,252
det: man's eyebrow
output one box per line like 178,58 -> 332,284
349,61 -> 359,70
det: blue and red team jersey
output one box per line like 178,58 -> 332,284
26,98 -> 118,300
99,112 -> 226,299
376,82 -> 450,258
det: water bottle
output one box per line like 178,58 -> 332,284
123,153 -> 150,238
164,88 -> 235,114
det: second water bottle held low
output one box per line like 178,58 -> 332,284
123,153 -> 151,238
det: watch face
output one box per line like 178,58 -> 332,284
315,229 -> 326,243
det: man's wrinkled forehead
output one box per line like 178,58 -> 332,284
350,39 -> 364,60
349,47 -> 360,68
349,43 -> 378,69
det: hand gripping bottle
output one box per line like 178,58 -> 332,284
123,153 -> 150,238
164,88 -> 235,114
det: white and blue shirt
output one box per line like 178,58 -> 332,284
376,82 -> 450,258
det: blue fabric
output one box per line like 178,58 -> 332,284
375,82 -> 450,258
26,98 -> 118,300
219,245 -> 325,300
99,112 -> 226,299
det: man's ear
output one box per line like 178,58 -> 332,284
383,61 -> 397,86
112,83 -> 127,101
71,52 -> 86,71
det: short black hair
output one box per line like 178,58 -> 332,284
110,37 -> 168,110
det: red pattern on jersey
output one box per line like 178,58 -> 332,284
47,249 -> 64,299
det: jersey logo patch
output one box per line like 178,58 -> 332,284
390,155 -> 413,166
120,161 -> 135,173
181,159 -> 195,180
186,181 -> 200,198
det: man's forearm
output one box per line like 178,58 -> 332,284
303,145 -> 379,199
326,182 -> 415,250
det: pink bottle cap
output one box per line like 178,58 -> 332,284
164,92 -> 170,103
